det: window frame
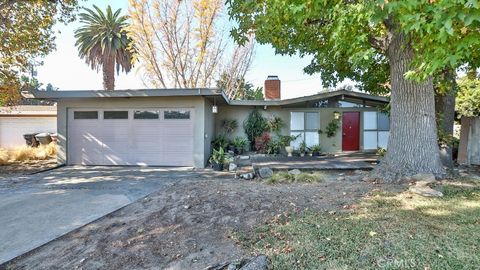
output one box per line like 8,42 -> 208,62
290,111 -> 320,149
133,110 -> 160,120
362,111 -> 390,149
73,111 -> 98,120
164,110 -> 191,120
103,110 -> 129,120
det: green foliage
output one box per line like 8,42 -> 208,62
456,76 -> 480,117
266,139 -> 281,155
309,145 -> 321,154
0,0 -> 78,105
209,147 -> 226,165
75,5 -> 136,90
232,137 -> 248,152
222,119 -> 238,134
254,132 -> 271,154
299,141 -> 306,154
324,119 -> 340,138
216,74 -> 264,100
243,109 -> 268,147
266,116 -> 285,133
211,135 -> 229,151
278,134 -> 298,147
376,147 -> 387,157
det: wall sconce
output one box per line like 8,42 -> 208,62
333,111 -> 340,120
212,97 -> 218,114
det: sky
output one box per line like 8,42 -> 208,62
36,0 -> 337,100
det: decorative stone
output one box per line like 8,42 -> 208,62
288,169 -> 301,175
409,186 -> 443,197
240,172 -> 255,180
239,255 -> 269,270
238,155 -> 250,160
229,163 -> 238,172
258,167 -> 273,179
337,176 -> 345,181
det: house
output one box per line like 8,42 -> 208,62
24,76 -> 389,168
0,105 -> 57,148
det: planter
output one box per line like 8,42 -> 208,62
212,163 -> 224,171
35,133 -> 52,145
285,146 -> 293,157
300,153 -> 305,157
23,133 -> 39,147
308,152 -> 313,157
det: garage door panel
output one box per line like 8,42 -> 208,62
68,108 -> 194,166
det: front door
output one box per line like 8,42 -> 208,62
342,112 -> 360,151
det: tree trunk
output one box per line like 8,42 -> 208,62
102,57 -> 115,90
373,29 -> 445,181
435,70 -> 457,168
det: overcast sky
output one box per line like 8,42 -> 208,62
35,0 -> 343,99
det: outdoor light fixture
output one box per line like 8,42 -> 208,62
333,111 -> 340,119
212,97 -> 218,113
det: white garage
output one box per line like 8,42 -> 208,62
0,106 -> 57,148
67,108 -> 194,166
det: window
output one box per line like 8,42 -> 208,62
290,112 -> 320,149
363,111 -> 390,149
104,111 -> 128,119
74,111 -> 98,119
164,110 -> 190,119
134,110 -> 159,119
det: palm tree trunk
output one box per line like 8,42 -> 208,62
102,57 -> 115,90
373,28 -> 445,182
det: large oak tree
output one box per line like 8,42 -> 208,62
228,0 -> 480,181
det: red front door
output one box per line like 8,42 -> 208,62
342,112 -> 360,151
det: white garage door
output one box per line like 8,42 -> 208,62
0,117 -> 57,148
68,108 -> 194,166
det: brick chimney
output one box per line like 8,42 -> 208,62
264,75 -> 281,100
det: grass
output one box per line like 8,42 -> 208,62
238,178 -> 480,269
0,143 -> 57,164
266,171 -> 326,184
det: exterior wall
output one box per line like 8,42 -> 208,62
458,116 -> 480,165
56,96 -> 207,168
215,105 -> 381,153
203,99 -> 216,164
0,116 -> 57,148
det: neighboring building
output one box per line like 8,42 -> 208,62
0,106 -> 57,149
458,117 -> 480,165
25,77 -> 389,168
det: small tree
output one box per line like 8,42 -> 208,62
243,109 -> 268,148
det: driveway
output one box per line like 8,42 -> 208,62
0,166 -> 204,264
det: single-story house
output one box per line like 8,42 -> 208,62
24,76 -> 389,168
0,105 -> 57,148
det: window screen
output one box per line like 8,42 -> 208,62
164,110 -> 190,119
104,111 -> 128,119
74,111 -> 98,119
134,110 -> 159,119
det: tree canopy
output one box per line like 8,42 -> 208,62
457,74 -> 480,117
0,0 -> 78,105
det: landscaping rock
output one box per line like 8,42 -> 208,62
337,176 -> 345,181
229,163 -> 238,172
411,173 -> 436,183
409,186 -> 443,197
240,172 -> 255,180
288,169 -> 301,176
238,155 -> 250,160
239,255 -> 269,270
258,167 -> 273,179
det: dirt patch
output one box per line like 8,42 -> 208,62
4,172 -> 405,270
0,159 -> 57,177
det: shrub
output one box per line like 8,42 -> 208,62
267,116 -> 285,133
243,109 -> 268,148
222,119 -> 238,134
0,143 -> 57,163
211,135 -> 229,151
266,139 -> 281,154
255,132 -> 271,153
0,149 -> 9,165
232,137 -> 249,153
267,171 -> 326,184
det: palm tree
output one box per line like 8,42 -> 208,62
75,5 -> 135,90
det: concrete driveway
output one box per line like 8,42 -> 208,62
0,166 -> 203,264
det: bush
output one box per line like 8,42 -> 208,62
244,109 -> 268,148
267,171 -> 326,184
0,143 -> 57,164
0,149 -> 9,165
255,132 -> 271,153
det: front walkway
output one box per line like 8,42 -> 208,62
252,152 -> 379,170
0,166 -> 213,264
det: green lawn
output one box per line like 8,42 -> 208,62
237,179 -> 480,269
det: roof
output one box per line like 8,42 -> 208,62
0,105 -> 57,116
23,88 -> 388,107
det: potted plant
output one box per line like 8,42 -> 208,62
299,141 -> 307,157
232,137 -> 248,155
279,134 -> 298,157
210,147 -> 226,171
310,145 -> 321,156
211,135 -> 229,151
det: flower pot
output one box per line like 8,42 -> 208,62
212,163 -> 224,171
308,152 -> 313,157
285,146 -> 293,157
300,153 -> 305,157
